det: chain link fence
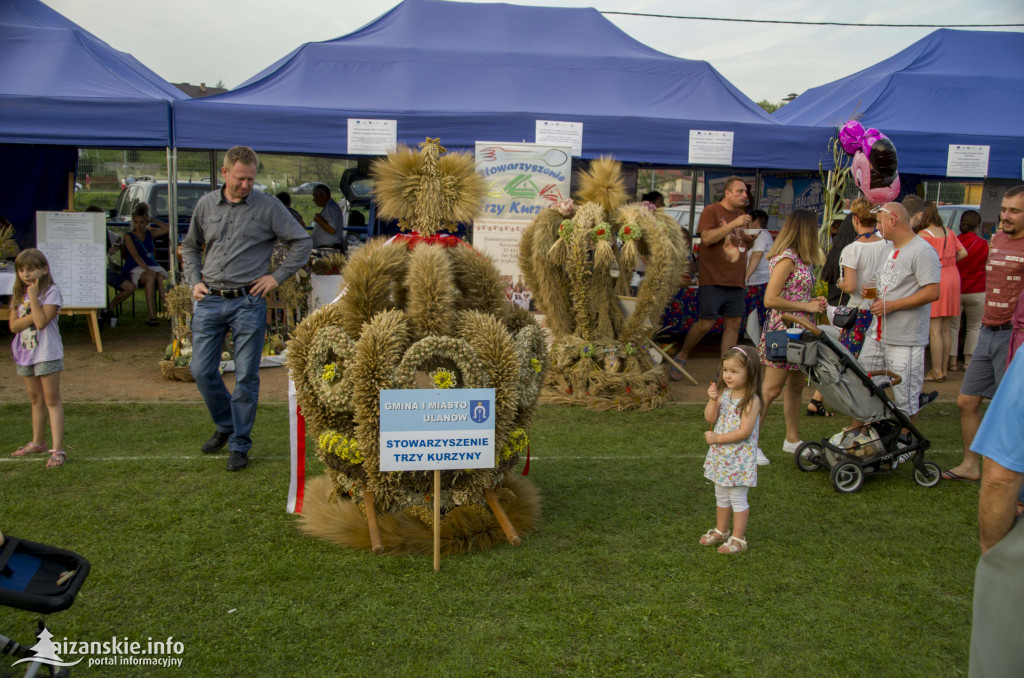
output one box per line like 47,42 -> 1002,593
74,149 -> 356,209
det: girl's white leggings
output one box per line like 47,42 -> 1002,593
715,484 -> 750,512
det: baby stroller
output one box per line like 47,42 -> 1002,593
1,530 -> 90,677
779,314 -> 943,493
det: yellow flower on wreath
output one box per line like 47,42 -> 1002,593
432,368 -> 456,390
499,428 -> 528,461
321,362 -> 337,383
318,430 -> 364,464
530,358 -> 542,373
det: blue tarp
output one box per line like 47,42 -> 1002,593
0,0 -> 184,244
774,29 -> 1024,179
0,0 -> 183,147
174,0 -> 827,169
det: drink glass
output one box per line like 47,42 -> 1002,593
863,277 -> 877,301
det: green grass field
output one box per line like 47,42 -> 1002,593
1,401 -> 978,677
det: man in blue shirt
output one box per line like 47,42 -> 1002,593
968,350 -> 1024,676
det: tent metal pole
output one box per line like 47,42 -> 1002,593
687,170 -> 698,236
167,146 -> 178,284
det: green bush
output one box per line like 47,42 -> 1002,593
73,190 -> 120,212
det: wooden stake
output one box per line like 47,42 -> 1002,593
651,343 -> 698,385
363,489 -> 383,555
433,470 -> 441,571
484,488 -> 520,546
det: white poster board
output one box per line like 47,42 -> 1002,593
379,388 -> 496,471
946,144 -> 990,178
474,141 -> 572,310
535,121 -> 583,156
689,130 -> 735,165
347,119 -> 398,155
36,211 -> 105,308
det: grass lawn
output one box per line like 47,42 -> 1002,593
1,401 -> 978,677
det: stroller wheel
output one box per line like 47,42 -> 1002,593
830,461 -> 864,493
913,461 -> 942,488
795,442 -> 824,472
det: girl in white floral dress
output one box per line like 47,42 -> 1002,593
700,345 -> 763,554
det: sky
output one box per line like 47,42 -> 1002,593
46,0 -> 1024,102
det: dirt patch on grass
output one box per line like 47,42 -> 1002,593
0,317 -> 288,404
0,316 -> 968,407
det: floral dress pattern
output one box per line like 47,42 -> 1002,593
662,287 -> 724,335
838,309 -> 873,357
704,388 -> 759,487
757,248 -> 815,370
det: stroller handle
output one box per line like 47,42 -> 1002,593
867,370 -> 903,386
780,313 -> 822,336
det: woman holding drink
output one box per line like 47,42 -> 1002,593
836,198 -> 890,356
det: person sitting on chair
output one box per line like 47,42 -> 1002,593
121,202 -> 169,326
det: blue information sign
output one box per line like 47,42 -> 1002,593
379,388 -> 496,471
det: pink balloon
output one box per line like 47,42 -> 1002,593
838,120 -> 865,155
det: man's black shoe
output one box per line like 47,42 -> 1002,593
919,390 -> 939,408
226,451 -> 249,471
201,431 -> 231,454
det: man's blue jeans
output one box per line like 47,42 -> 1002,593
190,293 -> 266,455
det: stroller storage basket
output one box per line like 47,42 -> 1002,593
0,535 -> 90,615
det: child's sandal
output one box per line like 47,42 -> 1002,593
12,442 -> 47,457
699,528 -> 731,546
717,535 -> 748,554
45,451 -> 66,469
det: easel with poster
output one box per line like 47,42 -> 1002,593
36,211 -> 106,352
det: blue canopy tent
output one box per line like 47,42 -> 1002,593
0,0 -> 183,245
174,0 -> 827,169
774,29 -> 1024,179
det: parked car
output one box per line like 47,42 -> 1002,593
936,204 -> 980,235
110,180 -> 214,269
199,179 -> 268,192
663,205 -> 704,240
290,182 -> 319,195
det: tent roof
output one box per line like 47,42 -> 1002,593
175,0 -> 826,168
0,0 -> 183,147
775,29 -> 1024,178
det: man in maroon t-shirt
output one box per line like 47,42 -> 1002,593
945,185 -> 1024,482
670,177 -> 751,376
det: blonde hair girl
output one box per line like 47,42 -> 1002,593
8,249 -> 67,468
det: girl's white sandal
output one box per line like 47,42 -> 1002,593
717,535 -> 748,554
699,528 -> 731,546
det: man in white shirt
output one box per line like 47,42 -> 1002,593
311,184 -> 349,252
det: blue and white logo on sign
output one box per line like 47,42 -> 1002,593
469,400 -> 490,423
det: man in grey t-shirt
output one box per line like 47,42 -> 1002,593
858,201 -> 940,421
